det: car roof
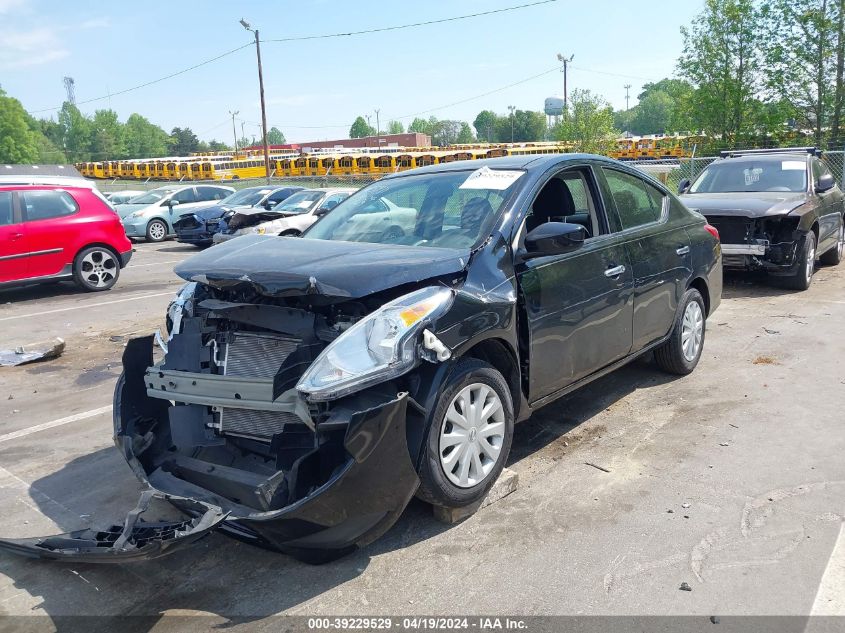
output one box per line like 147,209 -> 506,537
382,153 -> 617,178
0,184 -> 92,192
713,153 -> 809,164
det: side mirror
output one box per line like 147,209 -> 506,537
678,178 -> 691,194
816,173 -> 835,193
168,200 -> 180,208
523,222 -> 586,258
314,207 -> 331,217
262,200 -> 276,209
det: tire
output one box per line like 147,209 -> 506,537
72,246 -> 120,292
819,220 -> 844,266
654,288 -> 706,375
381,226 -> 404,241
778,231 -> 816,290
146,219 -> 169,243
417,358 -> 514,508
279,230 -> 301,237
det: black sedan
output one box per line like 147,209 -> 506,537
679,148 -> 844,289
0,154 -> 721,563
172,185 -> 304,246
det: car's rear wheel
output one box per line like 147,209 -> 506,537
819,220 -> 844,266
73,246 -> 120,292
146,219 -> 168,242
779,231 -> 816,290
417,358 -> 514,508
654,288 -> 706,375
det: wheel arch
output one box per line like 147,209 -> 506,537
72,242 -> 121,271
455,337 -> 523,421
687,276 -> 711,316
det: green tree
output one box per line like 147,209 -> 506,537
350,116 -> 376,138
0,87 -> 39,163
267,127 -> 286,144
554,90 -> 618,153
387,120 -> 404,134
57,102 -> 93,162
831,0 -> 845,143
473,110 -> 500,142
429,119 -> 461,146
679,0 -> 763,144
408,117 -> 433,135
762,0 -> 836,145
169,127 -> 199,156
630,91 -> 675,134
91,109 -> 125,160
456,122 -> 475,143
511,110 -> 547,142
207,139 -> 230,151
124,113 -> 169,158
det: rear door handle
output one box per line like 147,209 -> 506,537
605,265 -> 626,278
11,232 -> 23,241
676,246 -> 690,255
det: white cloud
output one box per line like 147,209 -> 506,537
0,28 -> 69,69
0,0 -> 26,14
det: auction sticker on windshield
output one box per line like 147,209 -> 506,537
782,161 -> 805,171
459,166 -> 524,190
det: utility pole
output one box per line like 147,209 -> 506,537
374,109 -> 380,136
624,84 -> 631,111
229,110 -> 239,155
241,19 -> 271,182
557,53 -> 574,115
508,105 -> 516,143
241,121 -> 246,146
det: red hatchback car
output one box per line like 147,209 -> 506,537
0,185 -> 133,292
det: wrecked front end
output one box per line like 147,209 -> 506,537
1,236 -> 517,563
705,212 -> 808,274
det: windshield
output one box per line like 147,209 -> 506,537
275,190 -> 324,213
303,169 -> 521,248
690,159 -> 808,193
222,188 -> 272,207
129,189 -> 176,204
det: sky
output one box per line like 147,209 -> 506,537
0,0 -> 704,144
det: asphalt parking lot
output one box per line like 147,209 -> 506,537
0,242 -> 844,625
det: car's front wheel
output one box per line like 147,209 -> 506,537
779,231 -> 816,290
417,358 -> 514,508
654,288 -> 706,375
72,246 -> 120,292
146,219 -> 169,242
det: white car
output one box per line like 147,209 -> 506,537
327,196 -> 418,243
116,184 -> 235,242
214,188 -> 356,243
105,190 -> 145,205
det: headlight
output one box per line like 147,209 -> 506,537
165,282 -> 197,340
297,286 -> 453,401
252,226 -> 266,234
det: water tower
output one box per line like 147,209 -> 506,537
544,96 -> 565,127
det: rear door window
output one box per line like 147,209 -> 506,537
21,190 -> 79,222
0,192 -> 13,225
602,169 -> 664,231
172,188 -> 199,204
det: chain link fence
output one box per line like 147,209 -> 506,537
94,150 -> 845,197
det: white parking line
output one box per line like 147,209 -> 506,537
127,259 -> 184,268
810,522 -> 845,615
0,405 -> 113,444
0,291 -> 177,322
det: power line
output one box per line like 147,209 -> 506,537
568,64 -> 655,83
28,43 -> 254,115
264,0 -> 560,43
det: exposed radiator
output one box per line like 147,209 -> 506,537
219,331 -> 301,441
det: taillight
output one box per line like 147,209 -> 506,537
704,224 -> 719,240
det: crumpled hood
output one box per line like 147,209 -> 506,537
680,192 -> 808,218
174,234 -> 470,298
194,204 -> 247,221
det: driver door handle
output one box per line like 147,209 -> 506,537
604,264 -> 626,278
676,245 -> 690,255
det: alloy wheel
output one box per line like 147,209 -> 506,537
438,383 -> 506,488
805,239 -> 816,284
681,300 -> 704,362
148,221 -> 167,241
80,249 -> 117,289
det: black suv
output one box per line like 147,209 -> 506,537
679,148 -> 845,289
1,155 -> 721,563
